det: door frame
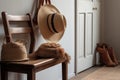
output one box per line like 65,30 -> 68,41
75,0 -> 77,74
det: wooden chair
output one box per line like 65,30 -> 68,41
0,12 -> 68,80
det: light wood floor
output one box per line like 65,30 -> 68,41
69,64 -> 120,80
69,66 -> 101,80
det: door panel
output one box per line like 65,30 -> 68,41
77,13 -> 85,58
85,13 -> 93,56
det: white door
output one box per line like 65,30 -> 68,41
76,0 -> 100,73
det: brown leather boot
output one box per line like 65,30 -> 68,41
96,47 -> 116,67
107,47 -> 119,65
102,43 -> 118,65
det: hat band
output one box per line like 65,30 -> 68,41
47,14 -> 58,33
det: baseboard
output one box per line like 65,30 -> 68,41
68,72 -> 75,79
58,72 -> 75,80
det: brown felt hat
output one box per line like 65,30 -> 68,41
37,4 -> 66,42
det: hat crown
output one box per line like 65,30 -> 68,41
47,13 -> 66,33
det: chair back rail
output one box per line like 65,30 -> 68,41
1,12 -> 35,53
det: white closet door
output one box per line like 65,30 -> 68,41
76,0 -> 100,73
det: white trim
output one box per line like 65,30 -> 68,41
68,72 -> 76,79
58,72 -> 75,80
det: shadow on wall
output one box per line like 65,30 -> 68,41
0,34 -> 4,80
0,40 -> 1,80
0,18 -> 2,24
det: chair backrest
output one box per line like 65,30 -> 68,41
1,12 -> 35,53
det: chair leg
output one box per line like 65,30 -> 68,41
27,70 -> 35,80
62,62 -> 68,80
1,66 -> 8,80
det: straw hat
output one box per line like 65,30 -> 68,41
37,4 -> 66,42
1,42 -> 29,61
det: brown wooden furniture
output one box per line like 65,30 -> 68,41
0,12 -> 68,80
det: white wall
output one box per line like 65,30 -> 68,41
0,0 -> 75,80
104,0 -> 120,61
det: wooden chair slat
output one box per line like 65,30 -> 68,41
7,15 -> 29,21
10,27 -> 31,34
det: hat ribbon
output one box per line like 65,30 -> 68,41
47,13 -> 58,33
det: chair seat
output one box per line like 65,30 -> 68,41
0,58 -> 65,73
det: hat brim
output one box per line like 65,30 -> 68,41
37,4 -> 65,42
1,58 -> 29,62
